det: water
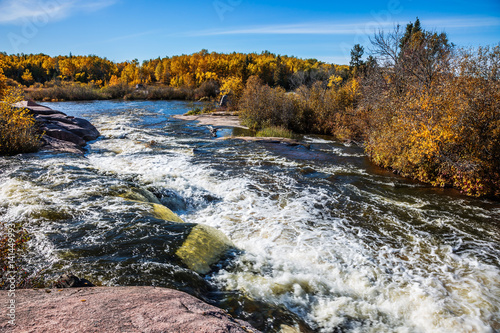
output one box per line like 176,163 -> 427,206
1,100 -> 499,332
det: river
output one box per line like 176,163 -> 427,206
1,100 -> 499,332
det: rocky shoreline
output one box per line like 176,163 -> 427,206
14,100 -> 100,154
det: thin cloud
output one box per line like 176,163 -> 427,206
105,29 -> 164,43
191,22 -> 385,36
422,17 -> 500,29
191,16 -> 500,37
0,0 -> 117,25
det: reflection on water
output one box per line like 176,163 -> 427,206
1,100 -> 499,333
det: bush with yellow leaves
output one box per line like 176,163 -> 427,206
0,83 -> 41,155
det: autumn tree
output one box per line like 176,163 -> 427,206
0,65 -> 7,99
21,69 -> 34,85
400,17 -> 422,49
363,18 -> 499,196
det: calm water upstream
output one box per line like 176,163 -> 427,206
1,100 -> 499,332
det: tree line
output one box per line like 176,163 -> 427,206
0,50 -> 346,91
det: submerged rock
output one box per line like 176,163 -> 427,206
55,273 -> 94,288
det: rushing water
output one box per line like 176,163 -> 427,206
1,100 -> 499,333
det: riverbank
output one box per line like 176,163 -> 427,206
173,112 -> 310,148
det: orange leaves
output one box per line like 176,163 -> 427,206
364,43 -> 500,197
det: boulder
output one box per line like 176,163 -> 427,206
71,117 -> 100,140
0,287 -> 261,333
43,123 -> 87,146
15,100 -> 100,154
176,224 -> 235,274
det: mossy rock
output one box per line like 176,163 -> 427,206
176,224 -> 235,274
30,207 -> 73,221
116,186 -> 161,205
149,202 -> 184,223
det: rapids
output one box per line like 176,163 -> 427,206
1,100 -> 499,332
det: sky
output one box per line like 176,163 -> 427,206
0,0 -> 499,65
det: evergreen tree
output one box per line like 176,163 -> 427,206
350,44 -> 364,68
350,44 -> 365,76
273,55 -> 288,89
400,17 -> 422,49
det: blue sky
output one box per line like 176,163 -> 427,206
0,0 -> 499,64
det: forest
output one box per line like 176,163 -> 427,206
0,19 -> 499,197
0,50 -> 344,101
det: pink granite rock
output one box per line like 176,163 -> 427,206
13,100 -> 100,154
0,286 -> 260,333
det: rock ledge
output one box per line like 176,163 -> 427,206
14,100 -> 100,154
0,286 -> 260,333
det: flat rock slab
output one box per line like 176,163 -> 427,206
0,287 -> 260,333
172,114 -> 248,129
219,136 -> 309,148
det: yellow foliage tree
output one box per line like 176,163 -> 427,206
220,76 -> 244,100
108,75 -> 121,86
0,66 -> 7,99
21,69 -> 34,86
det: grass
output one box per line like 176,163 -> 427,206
256,126 -> 295,139
185,106 -> 216,115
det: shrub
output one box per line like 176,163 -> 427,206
239,75 -> 361,140
101,82 -> 133,99
0,87 -> 41,155
195,80 -> 219,100
364,25 -> 500,197
27,82 -> 104,101
186,106 -> 216,115
239,76 -> 299,130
